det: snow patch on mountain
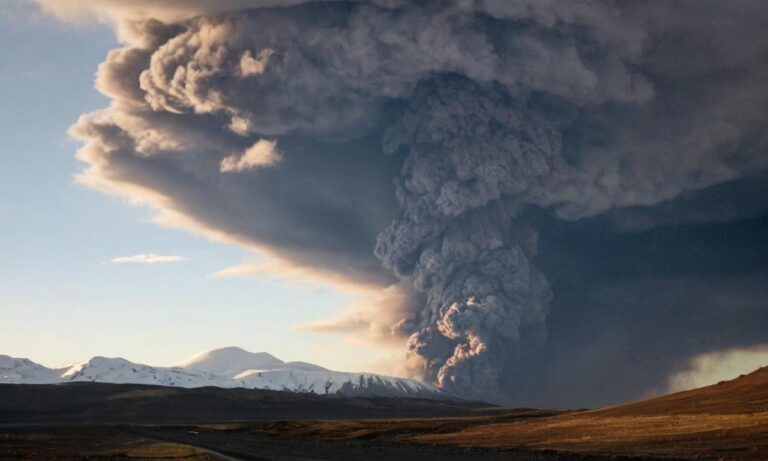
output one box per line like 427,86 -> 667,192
174,346 -> 284,377
234,368 -> 436,396
60,356 -> 228,388
0,355 -> 60,384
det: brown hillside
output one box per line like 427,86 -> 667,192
411,367 -> 768,459
594,366 -> 768,416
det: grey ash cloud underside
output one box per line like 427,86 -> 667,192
54,0 -> 768,404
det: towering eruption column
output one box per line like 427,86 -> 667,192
376,79 -> 565,401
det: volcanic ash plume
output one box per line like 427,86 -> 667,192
43,0 -> 768,403
376,79 -> 563,399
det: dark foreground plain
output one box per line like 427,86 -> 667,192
1,368 -> 767,460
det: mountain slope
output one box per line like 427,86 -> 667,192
0,348 -> 441,399
404,365 -> 768,459
234,368 -> 436,396
593,365 -> 768,416
0,382 -> 496,425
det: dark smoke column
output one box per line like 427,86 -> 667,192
375,79 -> 562,401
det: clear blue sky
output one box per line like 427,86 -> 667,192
0,1 -> 380,371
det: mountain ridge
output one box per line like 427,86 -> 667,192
0,347 -> 441,399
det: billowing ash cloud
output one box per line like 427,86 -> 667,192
41,0 -> 768,403
375,79 -> 561,398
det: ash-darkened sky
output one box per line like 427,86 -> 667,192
14,0 -> 768,406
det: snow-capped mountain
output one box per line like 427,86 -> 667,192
174,347 -> 286,377
0,355 -> 61,384
60,356 -> 230,388
0,347 -> 441,398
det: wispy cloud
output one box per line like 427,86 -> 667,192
210,257 -> 380,294
111,253 -> 186,264
294,282 -> 414,345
